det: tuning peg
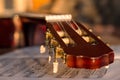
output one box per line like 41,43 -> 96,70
40,45 -> 46,54
53,60 -> 58,73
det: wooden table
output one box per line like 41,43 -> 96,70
0,45 -> 119,80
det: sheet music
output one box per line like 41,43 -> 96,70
0,46 -> 119,80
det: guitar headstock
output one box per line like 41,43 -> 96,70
45,15 -> 114,69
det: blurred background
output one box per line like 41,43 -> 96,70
0,0 -> 120,54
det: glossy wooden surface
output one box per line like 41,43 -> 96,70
66,52 -> 114,69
